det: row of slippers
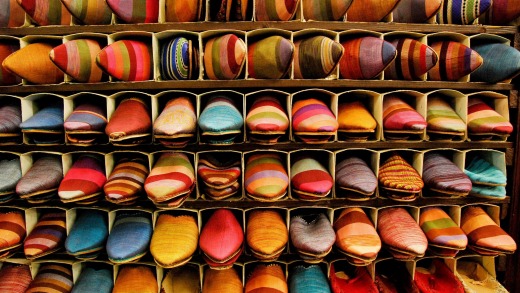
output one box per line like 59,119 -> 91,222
0,206 -> 515,267
0,258 -> 508,293
0,93 -> 513,146
2,0 -> 519,26
0,149 -> 507,205
2,31 -> 520,85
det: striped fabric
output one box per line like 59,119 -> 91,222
58,155 -> 106,203
383,95 -> 427,131
427,96 -> 466,134
0,0 -> 25,27
113,266 -> 158,293
17,0 -> 71,25
294,36 -> 344,79
64,103 -> 107,144
461,206 -> 516,253
0,159 -> 21,199
106,0 -> 158,23
347,0 -> 400,22
104,158 -> 148,204
160,37 -> 195,80
161,266 -> 200,293
420,207 -> 468,250
464,157 -> 506,186
0,103 -> 21,136
335,157 -> 377,196
292,98 -> 338,142
61,0 -> 112,24
334,208 -> 381,262
150,214 -> 199,267
23,212 -> 66,258
25,264 -> 73,293
337,101 -> 377,133
289,213 -> 336,259
246,95 -> 289,142
245,264 -> 288,293
377,207 -> 428,257
0,210 -> 25,252
153,97 -> 197,146
423,153 -> 472,196
385,38 -> 438,80
429,41 -> 483,81
303,0 -> 352,21
0,264 -> 32,293
437,0 -> 492,24
393,0 -> 442,23
144,152 -> 195,204
204,34 -> 246,80
16,156 -> 63,200
96,40 -> 152,81
106,212 -> 152,263
290,156 -> 333,199
378,153 -> 424,192
203,267 -> 243,293
165,0 -> 201,22
471,42 -> 520,83
198,96 -> 243,144
49,39 -> 104,83
289,265 -> 331,293
480,0 -> 520,25
204,181 -> 240,199
246,209 -> 288,260
255,0 -> 299,21
339,36 -> 397,80
247,35 -> 294,79
244,153 -> 289,201
105,98 -> 152,144
0,42 -> 21,85
2,43 -> 64,84
197,160 -> 240,189
467,98 -> 513,136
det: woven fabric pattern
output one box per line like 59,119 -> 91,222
377,208 -> 428,256
255,0 -> 299,21
161,37 -> 192,80
0,42 -> 21,85
161,266 -> 200,293
0,264 -> 32,293
385,38 -> 438,80
423,153 -> 472,195
303,0 -> 352,21
336,157 -> 377,195
245,264 -> 288,293
50,39 -> 104,83
290,214 -> 336,257
20,106 -> 63,131
415,259 -> 464,293
106,0 -> 158,23
25,264 -> 72,293
471,42 -> 520,83
17,0 -> 71,25
0,159 -> 21,195
347,0 -> 399,22
64,103 -> 107,132
393,0 -> 442,23
0,211 -> 25,251
104,158 -> 148,203
165,0 -> 200,22
467,98 -> 513,135
203,267 -> 243,293
105,98 -> 152,141
246,209 -> 288,259
199,209 -> 243,263
420,207 -> 467,249
23,212 -> 66,258
383,95 -> 427,131
61,0 -> 112,24
339,36 -> 396,80
247,35 -> 294,79
290,265 -> 331,293
204,34 -> 246,80
464,157 -> 506,186
437,0 -> 492,24
198,161 -> 240,188
154,97 -> 196,139
16,156 -> 63,197
113,265 -> 158,293
150,214 -> 199,267
337,101 -> 377,132
0,103 -> 21,134
71,267 -> 113,293
246,96 -> 289,135
292,98 -> 338,133
3,43 -> 64,84
378,154 -> 424,192
427,96 -> 466,133
330,265 -> 378,293
429,41 -> 483,81
294,36 -> 343,79
58,155 -> 106,201
291,156 -> 333,197
65,210 -> 108,256
106,212 -> 152,262
0,0 -> 25,27
334,208 -> 381,260
480,0 -> 520,25
96,40 -> 152,81
198,96 -> 243,136
244,153 -> 289,200
144,152 -> 195,203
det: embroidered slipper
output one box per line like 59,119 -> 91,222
334,208 -> 381,265
467,98 -> 513,140
335,157 -> 377,200
293,35 -> 343,79
292,98 -> 338,143
61,0 -> 112,25
347,0 -> 400,22
437,0 -> 492,24
383,95 -> 427,140
290,213 -> 336,262
50,39 -> 105,83
106,211 -> 152,263
25,264 -> 73,293
427,96 -> 466,140
419,207 -> 468,256
422,153 -> 472,197
378,153 -> 423,201
96,40 -> 152,81
105,98 -> 152,145
303,0 -> 352,20
24,212 -> 66,259
245,264 -> 288,293
16,0 -> 71,25
20,105 -> 64,145
0,103 -> 21,144
246,209 -> 288,261
112,265 -> 158,293
161,265 -> 200,292
429,41 -> 483,81
203,267 -> 243,293
256,0 -> 300,21
104,158 -> 148,205
105,0 -> 158,23
204,34 -> 246,80
65,210 -> 108,259
160,37 -> 199,81
154,97 -> 197,147
290,156 -> 333,200
16,156 -> 62,203
245,153 -> 289,201
198,96 -> 244,145
247,35 -> 294,79
384,38 -> 438,80
246,96 -> 289,143
337,101 -> 377,141
414,259 -> 464,293
289,265 -> 331,293
0,210 -> 25,253
64,103 -> 107,145
58,155 -> 106,204
393,0 -> 442,23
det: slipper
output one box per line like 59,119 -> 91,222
245,153 -> 289,201
105,98 -> 152,145
290,213 -> 336,262
153,97 -> 197,147
246,95 -> 289,143
427,96 -> 466,140
422,152 -> 472,197
256,0 -> 299,20
378,153 -> 423,201
384,38 -> 438,80
393,0 -> 442,23
429,41 -> 483,81
293,35 -> 343,79
335,157 -> 377,199
246,209 -> 288,260
245,264 -> 288,293
64,103 -> 107,145
292,98 -> 338,143
50,39 -> 105,83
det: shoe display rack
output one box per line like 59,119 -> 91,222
0,4 -> 519,292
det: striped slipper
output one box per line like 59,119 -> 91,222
0,158 -> 21,202
290,213 -> 336,262
461,206 -> 516,255
335,157 -> 377,199
58,155 -> 106,204
96,40 -> 152,81
104,158 -> 149,205
393,0 -> 442,23
16,156 -> 63,203
153,97 -> 197,147
160,37 -> 199,80
61,0 -> 112,25
347,0 -> 400,22
333,208 -> 381,265
422,153 -> 472,197
25,264 -> 73,293
106,211 -> 152,263
467,98 -> 513,140
198,96 -> 244,145
0,103 -> 21,144
0,264 -> 32,293
17,0 -> 71,25
246,209 -> 288,261
426,96 -> 466,140
244,153 -> 289,201
165,0 -> 202,22
50,39 -> 104,83
105,98 -> 152,145
419,207 -> 468,257
144,152 -> 195,208
204,181 -> 241,200
378,153 -> 424,201
290,156 -> 333,200
204,34 -> 246,80
292,98 -> 338,143
0,42 -> 21,86
0,210 -> 25,253
293,35 -> 344,79
246,96 -> 289,143
105,0 -> 159,23
197,154 -> 241,196
247,35 -> 294,79
24,212 -> 66,259
303,0 -> 352,20
481,0 -> 520,25
337,101 -> 377,141
0,0 -> 25,28
20,105 -> 64,145
64,103 -> 107,145
383,95 -> 427,140
437,0 -> 492,24
384,38 -> 438,80
245,264 -> 288,293
429,41 -> 483,81
256,0 -> 300,21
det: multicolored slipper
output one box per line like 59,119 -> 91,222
378,153 -> 423,201
292,98 -> 338,143
427,96 -> 466,140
